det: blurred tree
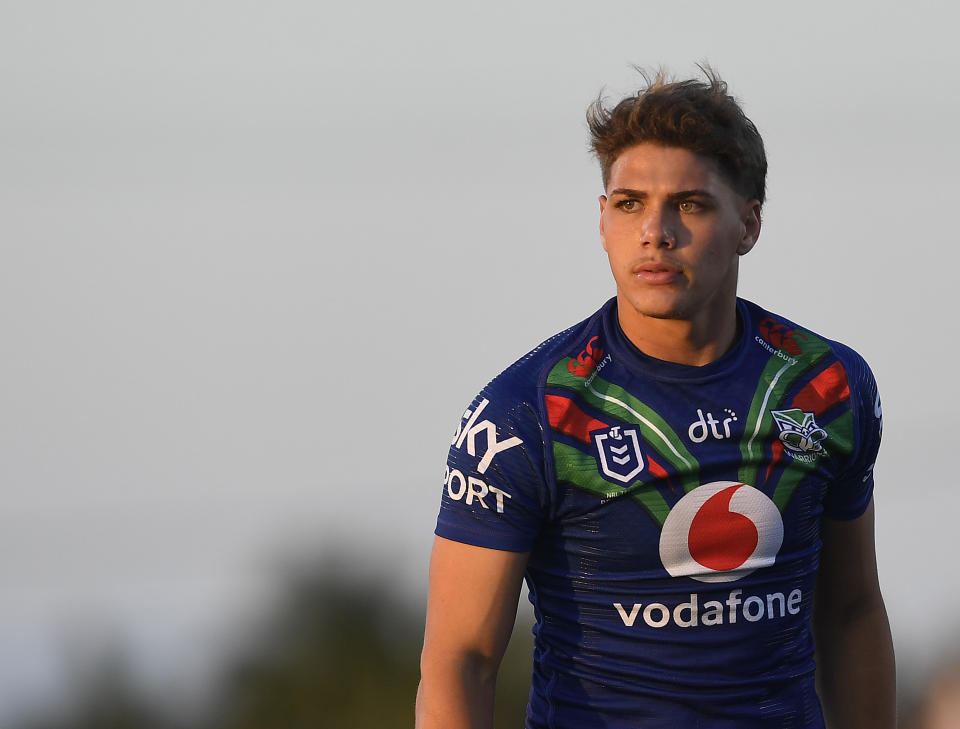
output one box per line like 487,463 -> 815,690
12,647 -> 170,729
9,556 -> 536,729
212,558 -> 534,729
214,561 -> 422,729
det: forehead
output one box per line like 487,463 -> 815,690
607,143 -> 732,195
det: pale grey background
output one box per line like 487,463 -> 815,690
2,0 -> 958,720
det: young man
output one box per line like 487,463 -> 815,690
416,70 -> 895,729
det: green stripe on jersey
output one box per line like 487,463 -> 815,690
552,441 -> 671,527
548,359 -> 700,492
738,332 -> 832,486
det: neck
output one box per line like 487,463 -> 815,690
616,299 -> 741,367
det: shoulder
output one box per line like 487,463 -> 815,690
447,300 -> 611,486
742,301 -> 885,518
741,298 -> 877,385
437,302 -> 613,549
468,299 -> 614,417
742,299 -> 882,482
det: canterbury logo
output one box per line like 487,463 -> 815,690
568,336 -> 604,377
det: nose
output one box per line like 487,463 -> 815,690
639,205 -> 675,248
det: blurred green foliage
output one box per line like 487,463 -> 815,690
10,559 -> 534,729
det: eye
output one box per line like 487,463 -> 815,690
616,199 -> 639,212
678,200 -> 702,213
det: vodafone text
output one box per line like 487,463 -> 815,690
444,465 -> 512,513
613,588 -> 802,628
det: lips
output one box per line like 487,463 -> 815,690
632,262 -> 683,284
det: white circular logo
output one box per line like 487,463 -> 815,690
659,481 -> 784,584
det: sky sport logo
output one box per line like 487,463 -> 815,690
613,482 -> 793,630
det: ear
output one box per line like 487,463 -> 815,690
736,200 -> 762,255
598,195 -> 609,251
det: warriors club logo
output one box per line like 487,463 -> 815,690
771,408 -> 828,457
659,482 -> 784,584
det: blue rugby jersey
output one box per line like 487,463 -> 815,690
435,297 -> 882,729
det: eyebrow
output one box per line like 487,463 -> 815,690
608,187 -> 718,203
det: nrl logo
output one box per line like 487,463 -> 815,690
770,408 -> 828,458
593,425 -> 644,484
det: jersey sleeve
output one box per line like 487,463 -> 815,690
434,382 -> 548,553
823,347 -> 883,520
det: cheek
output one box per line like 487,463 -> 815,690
607,245 -> 632,271
692,225 -> 741,261
603,224 -> 636,256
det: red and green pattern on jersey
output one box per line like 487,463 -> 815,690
545,359 -> 698,527
737,327 -> 855,511
545,328 -> 856,527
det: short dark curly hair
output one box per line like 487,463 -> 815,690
587,67 -> 767,206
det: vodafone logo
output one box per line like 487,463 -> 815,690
659,482 -> 783,584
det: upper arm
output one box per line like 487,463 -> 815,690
816,347 -> 884,617
421,535 -> 529,677
813,497 -> 896,729
814,498 -> 884,626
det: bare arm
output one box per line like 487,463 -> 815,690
416,535 -> 529,729
814,499 -> 896,729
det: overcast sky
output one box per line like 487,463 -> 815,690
2,0 -> 959,720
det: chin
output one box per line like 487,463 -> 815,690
620,291 -> 690,321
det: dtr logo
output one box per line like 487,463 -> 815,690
659,482 -> 784,584
687,408 -> 738,443
592,425 -> 644,484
